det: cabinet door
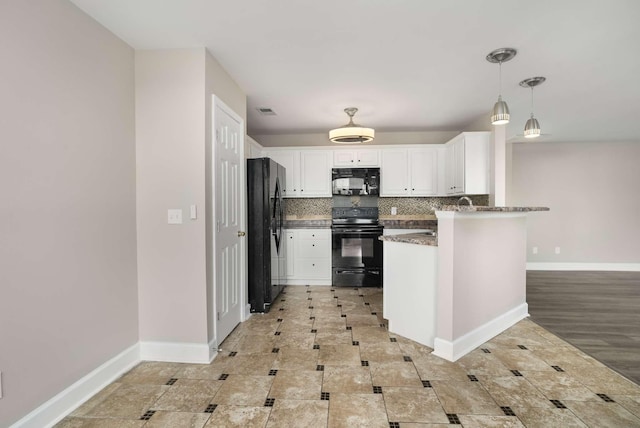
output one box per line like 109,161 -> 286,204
333,150 -> 357,166
380,149 -> 409,196
445,137 -> 464,195
453,139 -> 465,194
356,150 -> 379,166
462,133 -> 490,195
285,231 -> 295,278
299,151 -> 331,197
265,150 -> 299,197
409,148 -> 438,195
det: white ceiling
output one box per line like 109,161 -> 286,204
70,0 -> 640,144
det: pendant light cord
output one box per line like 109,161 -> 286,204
530,86 -> 535,117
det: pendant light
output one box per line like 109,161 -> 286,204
486,48 -> 517,125
519,77 -> 546,139
329,107 -> 375,144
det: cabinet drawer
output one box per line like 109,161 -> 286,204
297,230 -> 329,241
296,259 -> 330,279
297,239 -> 330,258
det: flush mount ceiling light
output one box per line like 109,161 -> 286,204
329,107 -> 375,144
520,76 -> 546,139
486,48 -> 517,125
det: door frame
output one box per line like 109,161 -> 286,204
211,95 -> 247,347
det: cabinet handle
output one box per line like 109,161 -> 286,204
312,263 -> 315,266
404,188 -> 407,191
301,189 -> 303,192
351,159 -> 354,162
312,244 -> 315,246
412,188 -> 415,191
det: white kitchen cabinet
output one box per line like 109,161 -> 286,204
263,149 -> 331,198
285,230 -> 296,278
333,149 -> 380,167
381,147 -> 438,196
444,132 -> 490,195
284,229 -> 331,285
299,151 -> 332,197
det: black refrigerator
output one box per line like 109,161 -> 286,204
247,158 -> 286,313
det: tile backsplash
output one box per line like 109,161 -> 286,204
284,195 -> 489,217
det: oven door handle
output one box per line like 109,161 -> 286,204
335,269 -> 381,275
332,229 -> 382,234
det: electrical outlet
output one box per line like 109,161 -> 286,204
555,246 -> 561,254
532,247 -> 538,254
391,207 -> 397,215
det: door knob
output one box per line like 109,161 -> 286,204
237,231 -> 246,237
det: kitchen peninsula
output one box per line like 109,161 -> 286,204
381,206 -> 549,362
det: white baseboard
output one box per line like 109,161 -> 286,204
243,304 -> 252,321
11,343 -> 140,428
139,340 -> 213,364
527,262 -> 640,272
282,280 -> 333,286
433,303 -> 529,362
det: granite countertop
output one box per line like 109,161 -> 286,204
379,232 -> 438,247
438,206 -> 550,213
379,214 -> 437,229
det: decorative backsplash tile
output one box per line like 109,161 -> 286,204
284,195 -> 489,217
284,198 -> 332,216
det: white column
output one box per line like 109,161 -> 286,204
490,126 -> 507,206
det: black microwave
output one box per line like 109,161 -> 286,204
332,168 -> 380,196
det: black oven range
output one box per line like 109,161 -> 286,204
331,207 -> 383,287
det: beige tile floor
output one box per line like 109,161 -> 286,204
57,286 -> 640,427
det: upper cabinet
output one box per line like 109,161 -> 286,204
444,132 -> 490,195
333,149 -> 380,167
260,131 -> 490,199
263,149 -> 331,198
380,147 -> 438,196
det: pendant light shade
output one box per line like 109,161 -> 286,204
329,107 -> 374,144
519,76 -> 546,139
491,95 -> 510,125
524,116 -> 541,138
486,48 -> 517,125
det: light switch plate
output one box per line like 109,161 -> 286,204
190,204 -> 197,220
168,209 -> 183,224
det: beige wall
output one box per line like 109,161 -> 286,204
510,141 -> 640,264
0,1 -> 138,425
135,49 -> 209,344
135,48 -> 247,349
252,131 -> 458,147
204,51 -> 248,343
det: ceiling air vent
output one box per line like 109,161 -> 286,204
256,107 -> 277,116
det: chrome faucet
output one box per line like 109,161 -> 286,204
457,196 -> 473,207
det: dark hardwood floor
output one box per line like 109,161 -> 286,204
527,271 -> 640,385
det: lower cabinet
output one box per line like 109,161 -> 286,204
284,229 -> 331,285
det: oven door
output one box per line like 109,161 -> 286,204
332,227 -> 383,287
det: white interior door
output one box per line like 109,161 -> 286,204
213,97 -> 244,343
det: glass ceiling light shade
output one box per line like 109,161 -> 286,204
486,48 -> 517,125
329,107 -> 374,144
519,76 -> 546,139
